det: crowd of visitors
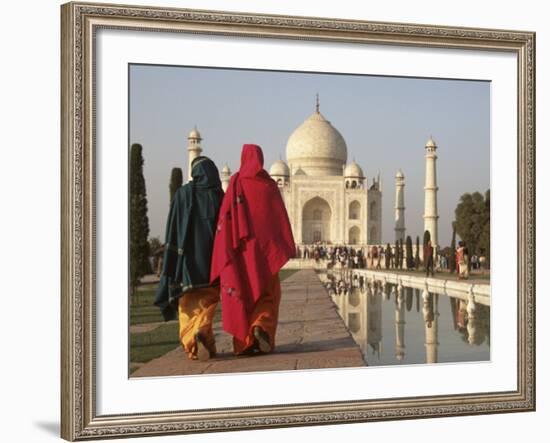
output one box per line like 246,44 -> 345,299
295,242 -> 424,271
295,240 -> 488,280
296,244 -> 369,268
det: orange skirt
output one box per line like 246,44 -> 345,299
233,274 -> 282,355
177,286 -> 220,360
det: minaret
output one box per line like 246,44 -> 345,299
394,169 -> 406,242
187,126 -> 202,182
221,163 -> 231,192
423,136 -> 439,246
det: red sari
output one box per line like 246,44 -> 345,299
210,144 -> 295,353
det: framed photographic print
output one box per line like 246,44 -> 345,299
61,1 -> 536,440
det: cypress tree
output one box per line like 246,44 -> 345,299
406,236 -> 414,269
450,222 -> 457,273
169,167 -> 183,204
129,143 -> 151,300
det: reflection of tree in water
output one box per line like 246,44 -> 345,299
449,297 -> 490,346
384,282 -> 392,300
406,287 -> 414,312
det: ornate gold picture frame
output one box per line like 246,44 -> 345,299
61,1 -> 535,440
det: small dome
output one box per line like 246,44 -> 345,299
269,159 -> 290,177
395,169 -> 404,179
188,127 -> 202,140
344,160 -> 364,178
425,136 -> 437,148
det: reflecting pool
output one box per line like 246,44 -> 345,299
320,270 -> 490,366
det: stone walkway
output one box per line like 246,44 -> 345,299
129,322 -> 165,334
131,270 -> 365,377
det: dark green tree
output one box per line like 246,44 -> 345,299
478,190 -> 491,267
449,222 -> 457,273
129,143 -> 151,299
169,167 -> 183,204
415,235 -> 421,269
405,236 -> 414,269
454,190 -> 490,257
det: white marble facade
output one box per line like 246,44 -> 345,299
270,101 -> 382,245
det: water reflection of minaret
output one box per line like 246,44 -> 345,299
423,289 -> 440,363
353,279 -> 369,355
395,283 -> 406,362
366,281 -> 383,358
339,278 -> 383,359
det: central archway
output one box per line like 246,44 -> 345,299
302,197 -> 332,244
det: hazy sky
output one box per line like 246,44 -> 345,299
129,64 -> 490,246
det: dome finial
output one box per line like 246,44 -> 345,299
188,125 -> 202,140
315,93 -> 320,113
425,134 -> 437,149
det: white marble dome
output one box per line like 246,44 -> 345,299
269,159 -> 290,176
344,160 -> 364,178
286,110 -> 348,176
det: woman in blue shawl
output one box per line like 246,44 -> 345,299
154,156 -> 224,360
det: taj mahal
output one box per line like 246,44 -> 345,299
185,97 -> 440,248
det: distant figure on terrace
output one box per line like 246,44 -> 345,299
456,241 -> 470,280
424,240 -> 435,277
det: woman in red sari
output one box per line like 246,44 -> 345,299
210,144 -> 296,355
